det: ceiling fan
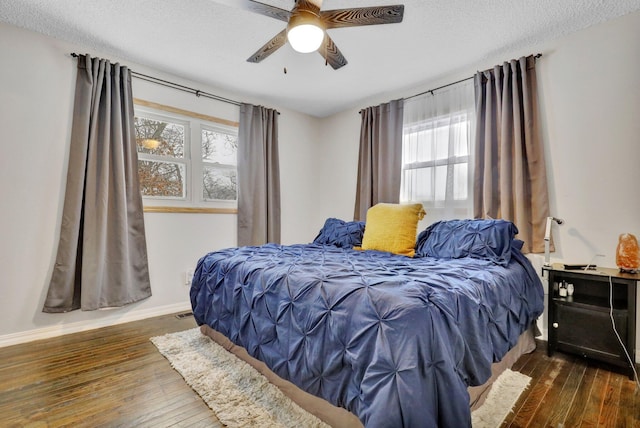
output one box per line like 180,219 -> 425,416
240,0 -> 405,70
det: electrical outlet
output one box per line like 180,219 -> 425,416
185,269 -> 194,287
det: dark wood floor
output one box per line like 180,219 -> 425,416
503,341 -> 640,428
0,313 -> 638,427
0,313 -> 222,428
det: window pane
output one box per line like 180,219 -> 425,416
417,128 -> 435,162
402,131 -> 417,164
134,117 -> 185,158
202,129 -> 237,165
203,167 -> 237,201
402,167 -> 434,202
434,165 -> 447,202
403,128 -> 436,163
434,124 -> 450,161
138,160 -> 186,198
453,163 -> 468,200
451,120 -> 469,157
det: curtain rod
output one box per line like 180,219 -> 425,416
132,71 -> 242,107
404,53 -> 543,101
70,53 -> 243,108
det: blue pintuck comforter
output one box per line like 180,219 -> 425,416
190,244 -> 543,427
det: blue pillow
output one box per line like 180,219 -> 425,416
415,219 -> 519,265
313,218 -> 366,248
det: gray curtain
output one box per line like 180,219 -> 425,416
237,103 -> 281,246
354,99 -> 404,221
473,55 -> 550,253
43,55 -> 151,313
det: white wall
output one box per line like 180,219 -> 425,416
312,110 -> 361,223
0,22 -> 318,345
279,113 -> 325,244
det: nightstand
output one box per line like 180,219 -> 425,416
544,264 -> 638,379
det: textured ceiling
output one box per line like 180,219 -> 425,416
1,0 -> 639,117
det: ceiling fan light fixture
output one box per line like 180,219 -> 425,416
141,138 -> 161,150
286,4 -> 324,54
287,23 -> 324,53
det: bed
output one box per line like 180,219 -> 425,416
190,216 -> 544,427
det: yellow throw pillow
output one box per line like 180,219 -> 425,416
361,203 -> 426,257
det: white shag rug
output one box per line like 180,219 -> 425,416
471,369 -> 531,427
151,328 -> 530,428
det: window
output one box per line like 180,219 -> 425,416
134,103 -> 238,209
400,81 -> 475,222
401,113 -> 471,204
201,127 -> 237,201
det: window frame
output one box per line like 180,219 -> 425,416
134,102 -> 238,212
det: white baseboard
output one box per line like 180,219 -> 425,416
539,327 -> 548,342
0,302 -> 192,348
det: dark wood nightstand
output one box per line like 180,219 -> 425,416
544,264 -> 638,379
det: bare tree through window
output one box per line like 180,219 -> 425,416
135,116 -> 186,198
201,128 -> 237,201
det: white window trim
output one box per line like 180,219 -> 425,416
134,102 -> 238,211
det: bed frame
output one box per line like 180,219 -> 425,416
199,324 -> 537,427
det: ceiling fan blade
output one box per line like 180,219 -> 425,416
318,34 -> 347,70
212,0 -> 290,22
247,29 -> 288,63
294,0 -> 321,13
320,5 -> 404,29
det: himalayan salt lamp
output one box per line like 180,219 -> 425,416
616,233 -> 640,273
